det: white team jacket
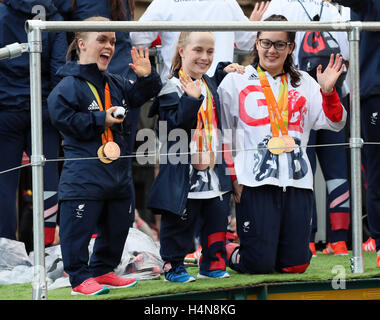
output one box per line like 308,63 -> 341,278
217,64 -> 347,190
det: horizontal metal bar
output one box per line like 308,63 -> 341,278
25,20 -> 380,33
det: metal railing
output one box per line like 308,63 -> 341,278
1,19 -> 379,300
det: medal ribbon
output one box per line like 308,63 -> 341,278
257,66 -> 288,137
178,69 -> 215,154
87,81 -> 114,145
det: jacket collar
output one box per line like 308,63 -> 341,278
57,61 -> 110,90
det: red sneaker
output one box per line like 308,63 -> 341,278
309,242 -> 317,257
322,241 -> 348,255
93,272 -> 137,289
363,237 -> 376,252
71,278 -> 109,296
184,246 -> 202,264
377,255 -> 380,268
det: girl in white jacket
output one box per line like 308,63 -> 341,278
218,15 -> 346,274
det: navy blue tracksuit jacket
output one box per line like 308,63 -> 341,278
147,63 -> 233,216
47,62 -> 162,201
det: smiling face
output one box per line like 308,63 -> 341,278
78,32 -> 116,71
256,31 -> 294,77
179,32 -> 215,79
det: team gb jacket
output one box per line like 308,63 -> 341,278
47,62 -> 162,201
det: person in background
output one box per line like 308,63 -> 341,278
0,0 -> 67,247
47,16 -> 162,295
333,0 -> 380,265
219,15 -> 346,275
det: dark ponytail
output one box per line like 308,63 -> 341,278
109,0 -> 135,21
251,14 -> 302,88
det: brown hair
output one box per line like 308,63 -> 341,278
169,31 -> 214,78
65,16 -> 110,61
72,0 -> 135,20
251,14 -> 301,87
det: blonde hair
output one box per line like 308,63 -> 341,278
169,31 -> 214,78
66,16 -> 110,61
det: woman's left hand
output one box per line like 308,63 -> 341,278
129,46 -> 152,78
224,63 -> 245,74
316,53 -> 345,94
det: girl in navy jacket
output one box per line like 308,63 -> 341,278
54,0 -> 141,225
147,31 -> 244,282
47,16 -> 162,295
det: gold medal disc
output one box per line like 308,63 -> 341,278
97,145 -> 113,164
103,141 -> 121,161
282,135 -> 296,153
268,137 -> 286,155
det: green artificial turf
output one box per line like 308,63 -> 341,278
1,251 -> 380,300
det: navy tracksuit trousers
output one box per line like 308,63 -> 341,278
307,127 -> 351,243
59,197 -> 133,288
159,193 -> 231,273
0,109 -> 59,243
361,95 -> 380,252
307,88 -> 351,244
231,185 -> 313,274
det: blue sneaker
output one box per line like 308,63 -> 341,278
164,264 -> 196,283
197,270 -> 230,279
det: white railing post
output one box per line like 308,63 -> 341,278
349,23 -> 364,274
28,24 -> 47,300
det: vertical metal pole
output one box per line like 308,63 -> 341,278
28,26 -> 48,300
349,25 -> 364,274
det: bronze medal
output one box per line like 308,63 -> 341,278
103,141 -> 121,161
268,137 -> 286,155
97,145 -> 113,164
281,135 -> 296,153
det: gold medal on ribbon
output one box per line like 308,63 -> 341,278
257,66 -> 290,156
281,135 -> 296,153
97,145 -> 113,164
268,137 -> 286,155
184,69 -> 216,171
87,81 -> 122,164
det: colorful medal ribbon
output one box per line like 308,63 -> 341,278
256,65 -> 288,137
179,69 -> 216,165
87,81 -> 114,144
87,81 -> 120,162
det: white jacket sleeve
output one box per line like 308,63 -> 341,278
217,74 -> 238,150
262,0 -> 284,20
130,0 -> 167,46
228,0 -> 257,51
